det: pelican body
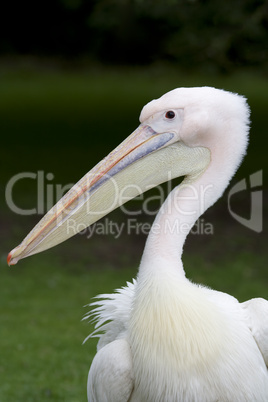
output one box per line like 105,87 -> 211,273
8,87 -> 268,401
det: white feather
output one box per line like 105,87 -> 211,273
85,87 -> 267,402
242,298 -> 268,366
84,280 -> 136,349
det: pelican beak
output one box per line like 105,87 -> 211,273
8,124 -> 179,265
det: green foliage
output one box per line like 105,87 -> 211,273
1,0 -> 267,71
88,0 -> 268,70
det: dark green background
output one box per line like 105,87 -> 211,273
0,1 -> 267,400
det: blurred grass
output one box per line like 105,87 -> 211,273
0,63 -> 267,400
0,257 -> 136,401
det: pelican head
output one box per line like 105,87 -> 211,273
8,86 -> 249,265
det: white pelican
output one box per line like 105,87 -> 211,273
8,87 -> 268,401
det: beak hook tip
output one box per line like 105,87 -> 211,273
7,250 -> 18,266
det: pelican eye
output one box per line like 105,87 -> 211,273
165,110 -> 175,119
